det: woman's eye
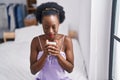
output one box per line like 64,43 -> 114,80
52,26 -> 56,29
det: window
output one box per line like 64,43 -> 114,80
109,0 -> 120,80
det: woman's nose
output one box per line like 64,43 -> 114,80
49,28 -> 53,33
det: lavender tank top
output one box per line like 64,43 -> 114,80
36,51 -> 71,80
36,36 -> 71,80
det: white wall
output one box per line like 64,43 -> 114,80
78,0 -> 91,76
89,0 -> 112,80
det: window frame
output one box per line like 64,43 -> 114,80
109,0 -> 119,80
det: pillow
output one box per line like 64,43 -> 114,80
58,22 -> 69,35
15,25 -> 42,42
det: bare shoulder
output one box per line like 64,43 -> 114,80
64,35 -> 72,43
31,35 -> 43,47
31,36 -> 38,45
32,36 -> 37,42
59,34 -> 72,41
30,37 -> 38,50
64,35 -> 73,48
31,35 -> 45,51
31,35 -> 44,44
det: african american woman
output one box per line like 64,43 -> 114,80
30,2 -> 74,80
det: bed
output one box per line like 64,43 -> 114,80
0,25 -> 88,80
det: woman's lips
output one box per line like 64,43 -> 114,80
48,34 -> 54,38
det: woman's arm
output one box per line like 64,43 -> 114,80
57,36 -> 74,73
30,37 -> 48,75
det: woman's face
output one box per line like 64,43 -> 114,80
42,15 -> 59,40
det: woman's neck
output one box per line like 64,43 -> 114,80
44,34 -> 59,41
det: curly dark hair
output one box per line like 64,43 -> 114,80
35,2 -> 65,24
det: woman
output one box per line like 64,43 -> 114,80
30,2 -> 74,80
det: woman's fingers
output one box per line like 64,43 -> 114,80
47,45 -> 59,51
46,44 -> 60,55
48,48 -> 60,55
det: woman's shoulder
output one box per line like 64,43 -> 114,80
58,34 -> 72,46
58,34 -> 67,38
63,35 -> 72,46
58,34 -> 71,41
59,34 -> 71,40
32,35 -> 44,41
31,35 -> 44,46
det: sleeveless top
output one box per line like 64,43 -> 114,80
35,35 -> 71,80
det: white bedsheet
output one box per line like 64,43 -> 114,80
0,39 -> 88,80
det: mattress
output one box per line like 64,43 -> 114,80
0,39 -> 88,80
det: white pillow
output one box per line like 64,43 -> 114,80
15,25 -> 42,42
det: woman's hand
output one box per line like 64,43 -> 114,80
45,40 -> 60,57
48,44 -> 60,56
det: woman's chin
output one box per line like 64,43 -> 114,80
45,34 -> 56,41
48,37 -> 55,41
